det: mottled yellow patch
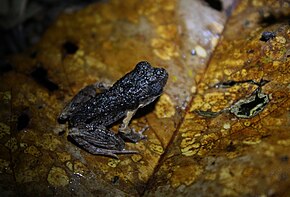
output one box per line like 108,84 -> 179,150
155,94 -> 175,118
252,0 -> 263,7
151,38 -> 179,60
5,137 -> 18,152
190,95 -> 206,111
275,36 -> 286,44
242,166 -> 260,177
223,123 -> 231,130
180,118 -> 206,133
180,142 -> 200,157
107,159 -> 121,168
242,137 -> 261,145
204,173 -> 217,181
24,146 -> 42,157
277,139 -> 290,146
157,24 -> 177,40
221,187 -> 238,196
0,159 -> 11,174
0,91 -> 11,101
137,164 -> 151,182
170,164 -> 203,188
16,169 -> 40,183
149,143 -> 164,154
224,68 -> 233,76
191,85 -> 197,94
57,152 -> 71,162
74,160 -> 89,175
263,144 -> 275,157
204,92 -> 226,106
19,142 -> 28,148
241,69 -> 247,77
0,122 -> 10,139
76,49 -> 85,57
200,133 -> 219,147
36,134 -> 61,151
66,161 -> 73,171
131,154 -> 143,162
180,137 -> 196,148
243,121 -> 251,127
47,167 -> 69,187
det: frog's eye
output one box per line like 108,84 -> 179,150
138,68 -> 145,76
156,69 -> 164,76
156,68 -> 167,77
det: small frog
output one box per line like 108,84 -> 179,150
58,61 -> 168,158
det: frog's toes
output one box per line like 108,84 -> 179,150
102,149 -> 139,159
139,125 -> 149,134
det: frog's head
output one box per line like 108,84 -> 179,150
129,61 -> 168,105
135,60 -> 168,89
112,61 -> 168,107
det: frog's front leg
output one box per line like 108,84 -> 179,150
118,109 -> 148,143
68,126 -> 137,158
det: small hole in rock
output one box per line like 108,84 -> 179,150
203,0 -> 223,11
280,155 -> 289,163
0,60 -> 13,73
58,130 -> 66,136
62,41 -> 79,55
31,64 -> 59,91
226,142 -> 236,152
17,112 -> 30,131
112,176 -> 120,185
259,13 -> 290,26
30,51 -> 38,58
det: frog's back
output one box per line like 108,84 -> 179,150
69,89 -> 139,127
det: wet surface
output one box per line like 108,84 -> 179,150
0,0 -> 289,196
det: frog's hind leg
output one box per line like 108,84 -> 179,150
70,137 -> 137,159
68,127 -> 138,158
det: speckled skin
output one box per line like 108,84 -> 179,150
58,61 -> 168,158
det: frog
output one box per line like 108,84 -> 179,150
58,61 -> 168,158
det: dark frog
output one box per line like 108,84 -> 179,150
58,61 -> 168,158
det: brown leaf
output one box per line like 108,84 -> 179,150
0,0 -> 289,196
